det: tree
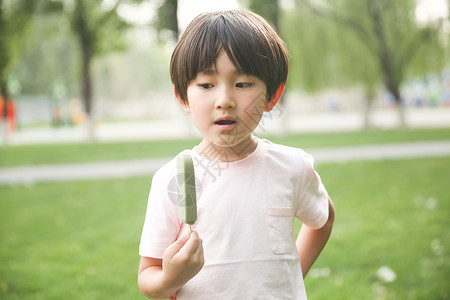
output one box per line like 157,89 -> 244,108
245,0 -> 280,33
70,0 -> 132,141
243,0 -> 293,114
37,0 -> 133,141
0,0 -> 37,99
283,4 -> 380,127
0,0 -> 37,143
14,13 -> 79,96
294,0 -> 448,127
154,0 -> 178,41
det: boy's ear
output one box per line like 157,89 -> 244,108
264,84 -> 285,112
174,86 -> 190,113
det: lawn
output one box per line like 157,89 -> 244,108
306,158 -> 449,299
1,127 -> 450,167
1,156 -> 448,299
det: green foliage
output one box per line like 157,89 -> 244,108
153,0 -> 178,41
15,3 -> 171,98
0,0 -> 37,86
64,0 -> 131,57
37,0 -> 136,122
14,13 -> 79,95
284,0 -> 448,95
92,40 -> 172,101
284,12 -> 368,92
244,0 -> 280,32
281,1 -> 379,93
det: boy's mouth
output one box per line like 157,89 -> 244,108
215,119 -> 237,125
214,118 -> 237,131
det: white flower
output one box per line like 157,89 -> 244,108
431,239 -> 443,255
309,267 -> 331,278
376,266 -> 397,283
425,197 -> 438,210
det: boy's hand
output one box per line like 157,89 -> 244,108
162,231 -> 204,290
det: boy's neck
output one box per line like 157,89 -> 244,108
197,136 -> 258,163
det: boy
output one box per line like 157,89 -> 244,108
138,10 -> 335,299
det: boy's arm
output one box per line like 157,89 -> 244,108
296,197 -> 335,278
138,231 -> 204,299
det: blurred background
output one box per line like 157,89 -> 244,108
1,0 -> 449,299
0,0 -> 449,144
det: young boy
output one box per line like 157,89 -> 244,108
138,10 -> 335,299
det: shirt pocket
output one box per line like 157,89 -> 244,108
264,206 -> 295,254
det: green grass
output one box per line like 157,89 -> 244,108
1,156 -> 449,299
1,127 -> 449,167
0,177 -> 150,300
304,158 -> 449,299
0,139 -> 201,168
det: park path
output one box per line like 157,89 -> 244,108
4,107 -> 450,145
1,140 -> 450,185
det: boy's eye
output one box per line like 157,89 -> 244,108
199,83 -> 214,89
236,82 -> 251,88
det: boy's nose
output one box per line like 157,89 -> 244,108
215,87 -> 236,110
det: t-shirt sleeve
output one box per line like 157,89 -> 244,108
139,166 -> 181,258
295,151 -> 329,229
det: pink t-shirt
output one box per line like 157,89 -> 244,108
139,138 -> 329,299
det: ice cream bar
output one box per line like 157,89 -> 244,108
177,154 -> 197,228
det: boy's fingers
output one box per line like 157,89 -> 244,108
184,231 -> 202,253
164,233 -> 190,260
184,231 -> 204,267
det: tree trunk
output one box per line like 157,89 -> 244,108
394,98 -> 406,127
168,0 -> 178,40
74,0 -> 95,142
363,88 -> 375,129
385,77 -> 406,127
157,0 -> 179,40
267,0 -> 280,34
369,1 -> 406,127
81,40 -> 95,142
0,81 -> 8,145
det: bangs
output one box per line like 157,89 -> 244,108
184,14 -> 255,79
171,10 -> 288,102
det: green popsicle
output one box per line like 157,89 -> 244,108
177,154 -> 197,231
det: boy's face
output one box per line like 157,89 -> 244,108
178,51 -> 279,153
